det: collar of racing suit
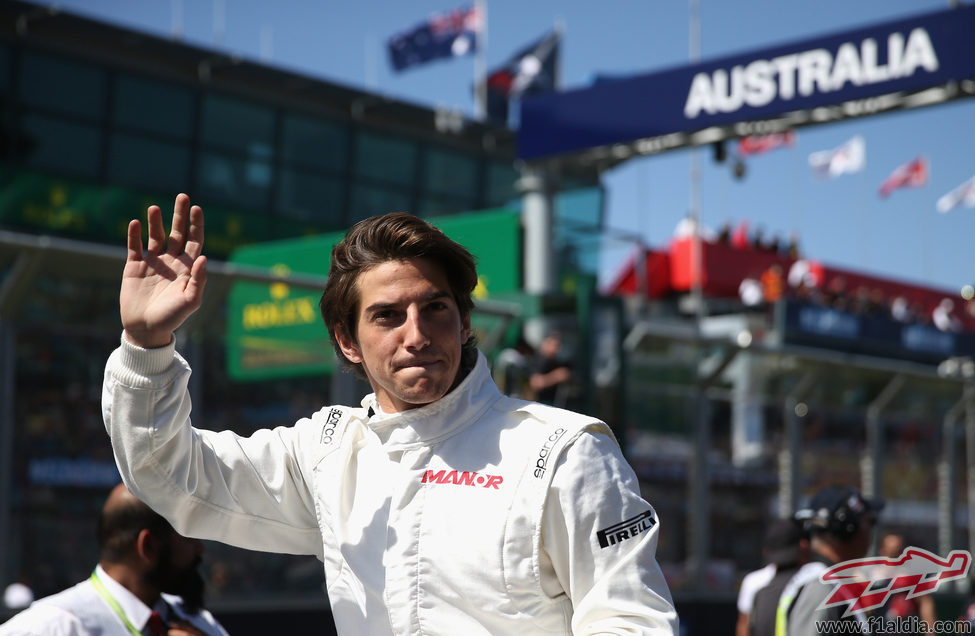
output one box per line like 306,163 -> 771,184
359,350 -> 498,451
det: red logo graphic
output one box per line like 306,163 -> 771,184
421,469 -> 503,490
819,547 -> 971,616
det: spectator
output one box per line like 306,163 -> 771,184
761,264 -> 785,304
780,485 -> 884,636
748,517 -> 810,636
875,533 -> 936,633
933,298 -> 962,332
0,483 -> 228,635
529,331 -> 574,406
735,525 -> 781,636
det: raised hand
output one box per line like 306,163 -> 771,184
120,193 -> 207,349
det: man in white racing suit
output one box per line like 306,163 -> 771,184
102,194 -> 678,635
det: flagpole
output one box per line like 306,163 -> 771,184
857,168 -> 866,270
473,0 -> 487,120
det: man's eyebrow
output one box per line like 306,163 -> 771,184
363,291 -> 452,314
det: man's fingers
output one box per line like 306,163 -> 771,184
167,193 -> 191,256
126,219 -> 144,263
184,204 -> 205,259
186,255 -> 208,303
146,205 -> 166,254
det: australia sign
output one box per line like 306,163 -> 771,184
518,5 -> 975,163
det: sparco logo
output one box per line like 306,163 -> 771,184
320,408 -> 341,445
534,428 -> 567,478
596,510 -> 656,548
422,469 -> 503,490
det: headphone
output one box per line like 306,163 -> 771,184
796,488 -> 869,541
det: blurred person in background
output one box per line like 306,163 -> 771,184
101,195 -> 677,635
0,483 -> 227,636
748,517 -> 810,636
779,485 -> 884,636
735,525 -> 781,636
528,331 -> 573,406
2,576 -> 33,611
874,533 -> 936,634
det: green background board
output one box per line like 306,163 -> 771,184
226,207 -> 522,380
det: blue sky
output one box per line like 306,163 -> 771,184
45,0 -> 975,296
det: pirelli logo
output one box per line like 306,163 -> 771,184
596,510 -> 656,548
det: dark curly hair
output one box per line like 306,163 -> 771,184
319,212 -> 479,380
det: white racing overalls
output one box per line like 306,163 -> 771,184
103,336 -> 677,635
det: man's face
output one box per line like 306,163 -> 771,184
337,258 -> 470,413
149,532 -> 206,610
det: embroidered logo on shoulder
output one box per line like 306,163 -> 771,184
534,427 -> 568,479
596,510 -> 656,548
320,408 -> 342,445
421,469 -> 503,490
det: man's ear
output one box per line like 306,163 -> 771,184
135,529 -> 159,565
334,324 -> 363,364
461,312 -> 471,343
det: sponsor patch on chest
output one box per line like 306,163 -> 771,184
596,510 -> 656,548
319,408 -> 342,445
421,468 -> 503,489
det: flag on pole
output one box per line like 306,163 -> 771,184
878,156 -> 928,198
808,136 -> 865,178
737,131 -> 796,157
387,5 -> 483,72
486,30 -> 560,124
936,174 -> 975,213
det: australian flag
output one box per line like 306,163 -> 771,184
486,30 -> 560,125
388,6 -> 483,72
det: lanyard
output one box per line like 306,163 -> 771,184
89,570 -> 146,636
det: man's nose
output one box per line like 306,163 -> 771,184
403,308 -> 430,348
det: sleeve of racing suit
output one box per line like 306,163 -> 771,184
540,430 -> 679,635
102,334 -> 324,558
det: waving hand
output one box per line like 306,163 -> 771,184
120,194 -> 207,348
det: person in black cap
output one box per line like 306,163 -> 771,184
778,485 -> 884,636
748,517 -> 810,636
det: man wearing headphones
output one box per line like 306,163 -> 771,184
777,485 -> 884,636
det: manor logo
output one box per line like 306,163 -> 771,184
818,547 -> 971,616
421,468 -> 503,490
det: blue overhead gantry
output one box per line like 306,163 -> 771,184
518,4 -> 974,168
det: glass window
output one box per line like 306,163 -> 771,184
276,168 -> 345,223
485,160 -> 519,207
20,114 -> 101,178
20,52 -> 106,120
353,131 -> 416,186
0,45 -> 10,94
416,192 -> 473,217
196,150 -> 271,210
108,133 -> 190,193
348,184 -> 412,223
113,74 -> 194,139
200,94 -> 274,154
280,113 -> 347,172
424,147 -> 477,199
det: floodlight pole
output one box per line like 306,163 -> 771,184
862,374 -> 904,502
518,166 -> 556,344
939,387 -> 970,561
0,322 -> 14,587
